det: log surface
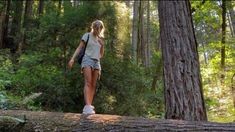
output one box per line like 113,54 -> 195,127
0,110 -> 235,131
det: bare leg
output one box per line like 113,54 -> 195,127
83,67 -> 92,105
90,69 -> 99,103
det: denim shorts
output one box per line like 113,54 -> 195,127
81,55 -> 101,71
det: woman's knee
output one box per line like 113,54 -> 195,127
91,84 -> 96,89
85,81 -> 92,88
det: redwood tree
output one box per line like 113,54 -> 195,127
158,0 -> 207,121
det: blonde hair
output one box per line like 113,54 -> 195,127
91,20 -> 105,38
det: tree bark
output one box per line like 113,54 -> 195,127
146,0 -> 150,67
221,0 -> 226,81
132,0 -> 139,63
139,1 -> 146,66
0,0 -> 7,48
158,0 -> 207,121
22,0 -> 34,51
23,0 -> 34,28
0,110 -> 235,132
38,0 -> 44,15
10,1 -> 23,37
0,0 -> 11,49
8,0 -> 23,71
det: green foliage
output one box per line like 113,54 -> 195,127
0,91 -> 8,109
94,52 -> 164,117
201,38 -> 235,122
0,1 -> 5,12
191,0 -> 235,122
192,0 -> 221,44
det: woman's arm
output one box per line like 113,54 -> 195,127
68,41 -> 85,69
98,38 -> 104,58
71,41 -> 85,60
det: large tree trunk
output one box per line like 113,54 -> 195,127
158,0 -> 207,121
0,110 -> 235,132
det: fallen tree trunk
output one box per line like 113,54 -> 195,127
0,110 -> 234,131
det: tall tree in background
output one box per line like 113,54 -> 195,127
22,0 -> 34,51
132,1 -> 149,67
139,1 -> 145,66
9,0 -> 23,70
158,0 -> 207,121
132,0 -> 139,63
0,0 -> 10,49
58,0 -> 62,15
38,0 -> 44,15
10,1 -> 23,37
0,1 -> 7,48
10,0 -> 23,51
228,1 -> 235,37
23,0 -> 34,30
221,0 -> 226,82
146,0 -> 150,67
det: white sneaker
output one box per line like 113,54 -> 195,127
90,105 -> 95,109
82,105 -> 95,114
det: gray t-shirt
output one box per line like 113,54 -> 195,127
81,32 -> 101,60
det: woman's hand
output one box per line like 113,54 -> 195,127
68,59 -> 75,70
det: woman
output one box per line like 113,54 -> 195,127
68,20 -> 105,114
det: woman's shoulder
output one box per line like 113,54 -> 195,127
82,32 -> 91,38
81,32 -> 90,41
